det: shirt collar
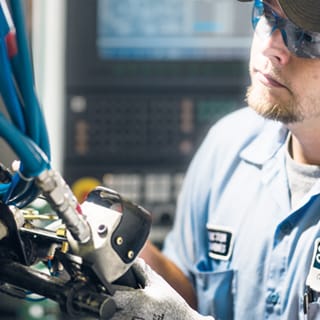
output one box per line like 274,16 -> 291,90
240,120 -> 289,165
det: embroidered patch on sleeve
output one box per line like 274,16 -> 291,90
207,224 -> 234,261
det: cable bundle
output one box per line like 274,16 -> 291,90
0,0 -> 51,207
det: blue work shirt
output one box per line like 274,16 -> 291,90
162,107 -> 320,320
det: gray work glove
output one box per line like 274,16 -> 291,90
111,258 -> 214,320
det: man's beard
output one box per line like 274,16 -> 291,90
245,84 -> 304,124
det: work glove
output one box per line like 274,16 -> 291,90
111,258 -> 214,320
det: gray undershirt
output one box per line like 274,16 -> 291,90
286,135 -> 320,209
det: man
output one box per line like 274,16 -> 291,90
113,0 -> 320,319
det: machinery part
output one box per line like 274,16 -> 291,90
0,259 -> 117,319
69,186 -> 152,286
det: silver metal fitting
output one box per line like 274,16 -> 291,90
36,169 -> 91,244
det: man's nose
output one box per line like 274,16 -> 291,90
261,27 -> 291,65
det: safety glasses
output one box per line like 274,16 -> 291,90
252,0 -> 320,58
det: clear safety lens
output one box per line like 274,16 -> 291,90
252,0 -> 320,59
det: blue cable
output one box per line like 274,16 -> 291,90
0,0 -> 55,206
6,179 -> 40,207
9,0 -> 51,159
0,0 -> 53,205
0,183 -> 10,196
9,0 -> 39,140
0,1 -> 9,38
0,111 -> 50,205
0,37 -> 26,132
0,113 -> 50,177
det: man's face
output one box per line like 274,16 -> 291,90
246,0 -> 320,124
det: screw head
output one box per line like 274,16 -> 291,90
116,236 -> 123,245
97,224 -> 108,236
127,250 -> 135,259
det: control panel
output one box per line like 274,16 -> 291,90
64,89 -> 246,246
64,0 -> 251,246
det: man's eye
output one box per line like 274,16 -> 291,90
303,33 -> 313,43
301,32 -> 320,44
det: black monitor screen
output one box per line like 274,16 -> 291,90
97,0 -> 253,61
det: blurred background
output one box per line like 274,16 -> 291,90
0,0 -> 252,318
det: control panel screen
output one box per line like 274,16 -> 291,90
97,0 -> 253,60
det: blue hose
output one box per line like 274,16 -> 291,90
0,37 -> 26,132
10,0 -> 51,159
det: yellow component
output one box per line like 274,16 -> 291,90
23,214 -> 59,221
61,241 -> 69,253
56,227 -> 66,237
72,177 -> 101,203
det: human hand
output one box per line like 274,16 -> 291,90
111,258 -> 214,320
